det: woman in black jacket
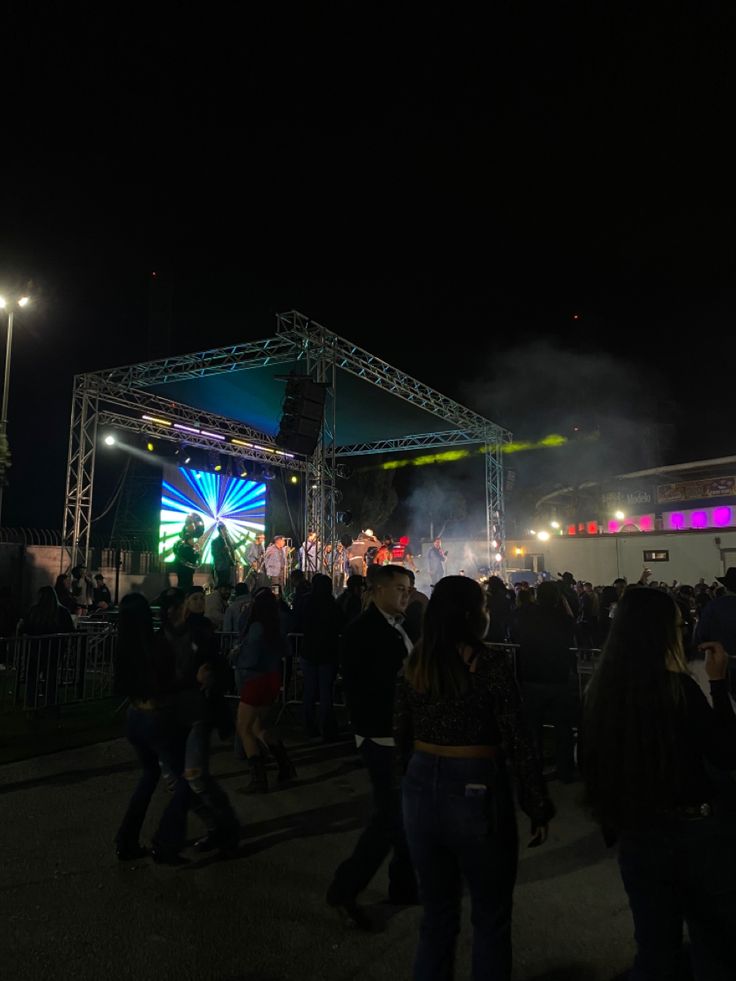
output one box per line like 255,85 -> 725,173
582,587 -> 736,979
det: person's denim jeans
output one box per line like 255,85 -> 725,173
116,706 -> 190,849
301,659 -> 338,738
330,738 -> 417,903
618,815 -> 736,980
184,719 -> 238,835
402,751 -> 518,981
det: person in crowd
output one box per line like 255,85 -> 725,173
485,575 -> 514,644
19,585 -> 76,710
301,573 -> 344,741
575,581 -> 598,650
595,585 -> 618,647
395,576 -> 553,979
326,564 -> 418,929
264,535 -> 288,589
427,537 -> 447,587
236,587 -> 297,791
161,587 -> 239,855
113,593 -> 192,863
223,582 -> 251,635
70,564 -> 93,612
336,574 -> 365,626
515,580 -> 577,783
693,566 -> 736,656
288,569 -> 312,631
403,570 -> 429,644
54,572 -> 78,614
509,585 -> 535,641
91,573 -> 113,611
582,587 -> 736,978
559,571 -> 579,619
204,582 -> 231,631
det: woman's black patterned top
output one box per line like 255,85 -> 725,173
394,645 -> 554,827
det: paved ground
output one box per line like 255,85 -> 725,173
0,732 -> 635,980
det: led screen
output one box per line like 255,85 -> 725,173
159,466 -> 267,565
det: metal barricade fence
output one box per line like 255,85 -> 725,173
1,628 -> 118,713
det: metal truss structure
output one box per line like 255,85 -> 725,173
62,311 -> 510,573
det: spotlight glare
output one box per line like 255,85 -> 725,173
537,531 -> 550,542
614,510 -> 625,521
146,441 -> 155,452
0,297 -> 5,308
18,296 -> 29,307
289,475 -> 299,484
104,434 -> 116,446
550,520 -> 560,529
494,553 -> 502,562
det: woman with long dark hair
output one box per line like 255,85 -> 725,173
582,587 -> 736,978
395,576 -> 553,980
237,587 -> 296,791
113,592 -> 191,863
54,573 -> 78,615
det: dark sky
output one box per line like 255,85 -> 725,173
1,6 -> 733,528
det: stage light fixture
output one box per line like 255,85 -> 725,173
550,520 -> 560,529
289,475 -> 299,484
537,531 -> 550,542
614,510 -> 625,520
239,462 -> 249,478
104,434 -> 116,446
146,441 -> 155,452
262,469 -> 276,481
214,462 -> 222,472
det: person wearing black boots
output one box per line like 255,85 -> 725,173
236,587 -> 297,791
113,593 -> 191,863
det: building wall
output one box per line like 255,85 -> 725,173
1,545 -> 211,609
505,530 -> 736,585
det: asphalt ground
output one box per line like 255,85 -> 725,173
0,731 -> 635,981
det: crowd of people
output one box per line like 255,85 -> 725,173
6,550 -> 736,978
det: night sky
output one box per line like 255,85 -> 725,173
1,7 -> 733,530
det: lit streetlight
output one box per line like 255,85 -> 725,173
0,295 -> 30,524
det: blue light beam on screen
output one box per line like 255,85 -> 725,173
159,466 -> 267,565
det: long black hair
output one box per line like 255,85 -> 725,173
243,587 -> 282,646
581,587 -> 688,830
404,576 -> 487,698
114,593 -> 156,699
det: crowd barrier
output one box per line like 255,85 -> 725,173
5,627 -> 729,717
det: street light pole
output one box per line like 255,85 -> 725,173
0,308 -> 13,526
0,296 -> 29,527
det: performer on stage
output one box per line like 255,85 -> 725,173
211,523 -> 237,588
173,532 -> 199,591
299,531 -> 321,577
427,536 -> 448,587
346,529 -> 381,577
245,532 -> 267,590
263,535 -> 288,590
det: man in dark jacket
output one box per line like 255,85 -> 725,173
326,565 -> 418,928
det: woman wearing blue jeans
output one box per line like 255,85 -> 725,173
582,587 -> 736,979
395,577 -> 553,981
